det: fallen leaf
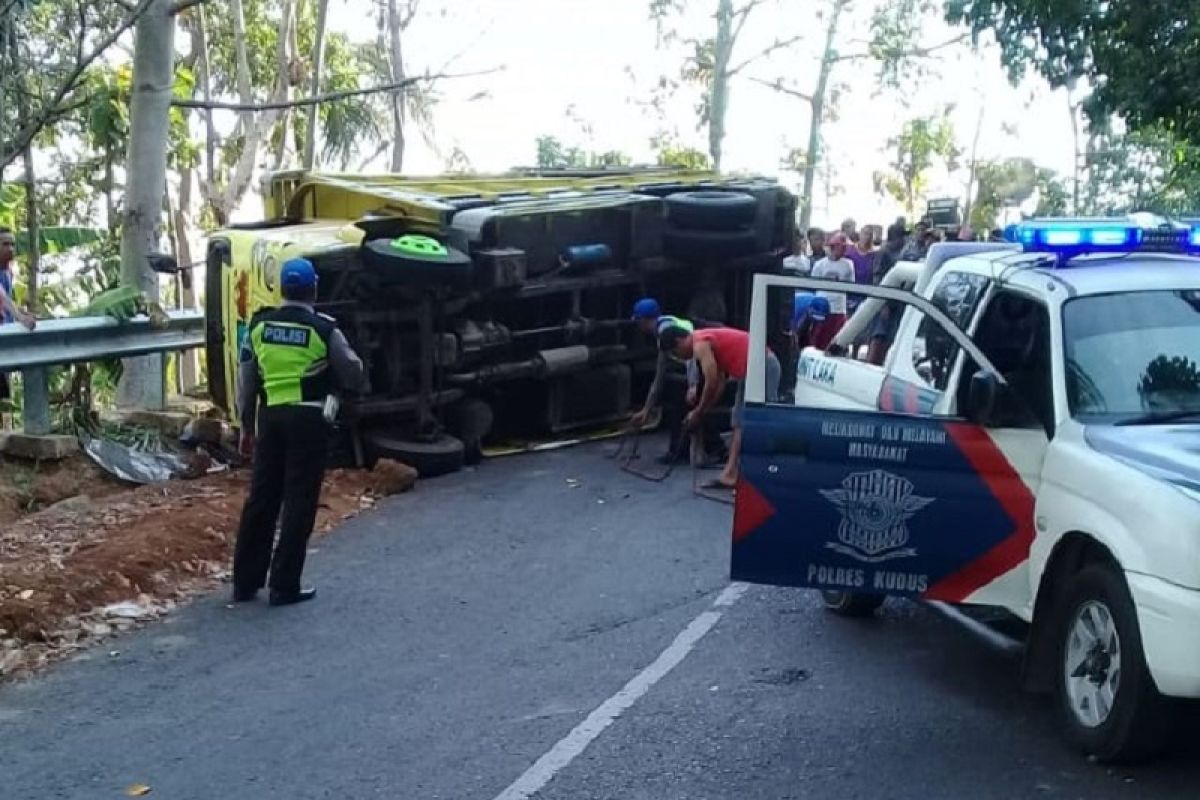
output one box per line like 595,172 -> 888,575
125,783 -> 152,797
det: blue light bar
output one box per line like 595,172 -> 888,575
1009,219 -> 1144,255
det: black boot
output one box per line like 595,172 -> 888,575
269,587 -> 317,607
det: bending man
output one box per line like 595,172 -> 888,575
659,324 -> 779,489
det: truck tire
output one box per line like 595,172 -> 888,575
362,237 -> 474,287
364,431 -> 465,478
665,191 -> 758,231
1054,564 -> 1172,763
663,227 -> 758,261
822,591 -> 886,618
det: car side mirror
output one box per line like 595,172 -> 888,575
966,369 -> 999,426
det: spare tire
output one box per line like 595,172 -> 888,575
362,235 -> 474,287
663,226 -> 758,261
665,191 -> 758,231
364,431 -> 465,478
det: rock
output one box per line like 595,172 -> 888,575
364,459 -> 418,496
1,433 -> 78,461
87,622 -> 113,637
181,417 -> 226,445
43,495 -> 93,517
103,600 -> 152,619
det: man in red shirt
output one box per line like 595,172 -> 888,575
659,324 -> 779,489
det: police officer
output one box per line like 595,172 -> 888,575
232,257 -> 366,606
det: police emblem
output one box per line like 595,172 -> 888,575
819,469 -> 934,563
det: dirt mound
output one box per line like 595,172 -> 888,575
0,460 -> 418,678
0,454 -> 125,525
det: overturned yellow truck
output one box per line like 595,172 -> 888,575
205,168 -> 796,475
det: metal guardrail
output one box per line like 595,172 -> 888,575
0,311 -> 206,435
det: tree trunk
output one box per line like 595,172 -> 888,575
708,0 -> 734,172
303,0 -> 330,169
1067,92 -> 1082,215
194,5 -> 220,224
799,0 -> 846,231
174,165 -> 199,390
117,0 -> 175,410
272,1 -> 298,172
9,25 -> 38,312
387,0 -> 406,172
20,144 -> 39,314
962,104 -> 985,225
104,149 -> 118,231
212,0 -> 289,222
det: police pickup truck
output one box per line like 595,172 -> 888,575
733,217 -> 1200,762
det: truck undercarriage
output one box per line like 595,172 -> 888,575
206,169 -> 796,474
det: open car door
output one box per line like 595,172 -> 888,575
734,275 -> 1036,606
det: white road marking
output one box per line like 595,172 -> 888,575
491,582 -> 748,800
925,601 -> 1024,655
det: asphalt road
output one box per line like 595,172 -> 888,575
1,442 -> 1198,799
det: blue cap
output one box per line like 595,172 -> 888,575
280,257 -> 317,288
631,297 -> 661,320
792,293 -> 831,329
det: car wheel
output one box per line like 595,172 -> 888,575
665,191 -> 758,231
1054,564 -> 1172,763
364,431 -> 465,478
663,227 -> 758,261
821,590 -> 886,618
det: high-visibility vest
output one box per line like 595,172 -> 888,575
247,306 -> 337,407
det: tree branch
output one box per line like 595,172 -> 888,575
749,76 -> 812,104
0,0 -> 155,172
832,32 -> 969,64
727,34 -> 804,76
170,0 -> 211,15
731,0 -> 765,44
172,69 -> 499,111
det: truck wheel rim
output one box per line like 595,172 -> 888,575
1064,600 -> 1122,729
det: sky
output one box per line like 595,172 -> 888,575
328,0 -> 1080,229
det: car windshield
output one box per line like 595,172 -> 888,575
1064,289 -> 1200,423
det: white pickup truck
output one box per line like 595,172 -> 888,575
733,220 -> 1200,763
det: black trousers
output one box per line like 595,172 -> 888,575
233,404 -> 329,595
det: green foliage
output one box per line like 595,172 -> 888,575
880,113 -> 960,213
318,34 -> 386,169
1080,124 -> 1200,216
653,135 -> 710,170
1033,168 -> 1070,216
534,136 -> 633,169
869,0 -> 940,87
969,157 -> 1035,229
946,0 -> 1200,148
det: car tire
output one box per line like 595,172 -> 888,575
1054,564 -> 1173,763
362,238 -> 474,287
821,590 -> 886,618
662,227 -> 758,261
665,191 -> 758,231
364,431 -> 465,478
